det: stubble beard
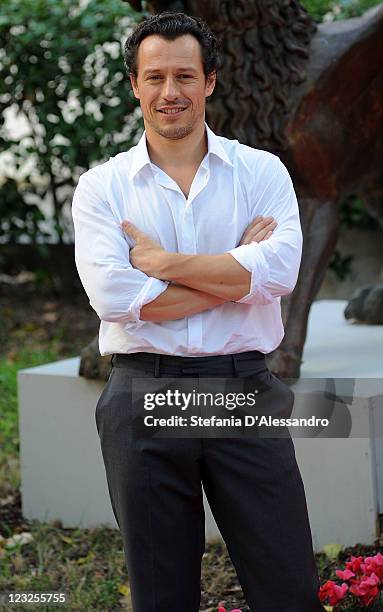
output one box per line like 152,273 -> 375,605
147,111 -> 196,140
152,122 -> 194,140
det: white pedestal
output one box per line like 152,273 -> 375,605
17,357 -> 221,540
18,300 -> 383,550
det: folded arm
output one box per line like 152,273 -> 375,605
72,170 -> 227,326
158,252 -> 252,301
124,156 -> 303,306
140,284 -> 227,321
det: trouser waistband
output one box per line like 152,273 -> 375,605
111,350 -> 267,378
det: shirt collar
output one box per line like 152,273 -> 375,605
129,121 -> 233,180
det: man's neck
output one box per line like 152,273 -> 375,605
145,121 -> 208,170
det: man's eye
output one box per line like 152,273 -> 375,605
148,75 -> 161,80
179,74 -> 192,79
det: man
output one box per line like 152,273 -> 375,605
72,11 -> 325,612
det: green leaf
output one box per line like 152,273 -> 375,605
321,543 -> 344,561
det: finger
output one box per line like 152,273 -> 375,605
241,218 -> 263,243
254,224 -> 276,241
121,220 -> 141,241
249,216 -> 275,229
257,216 -> 275,227
244,215 -> 266,234
254,227 -> 275,242
242,216 -> 275,242
247,215 -> 262,228
243,220 -> 277,244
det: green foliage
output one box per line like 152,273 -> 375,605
0,0 -> 143,244
301,0 -> 334,21
321,542 -> 344,561
337,0 -> 383,18
301,0 -> 382,21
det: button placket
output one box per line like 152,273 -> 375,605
187,313 -> 203,354
184,200 -> 202,353
152,161 -> 209,355
181,206 -> 195,253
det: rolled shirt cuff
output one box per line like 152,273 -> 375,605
227,243 -> 275,305
126,276 -> 170,329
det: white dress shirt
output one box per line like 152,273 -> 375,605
71,122 -> 303,357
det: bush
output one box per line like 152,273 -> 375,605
0,0 -> 143,244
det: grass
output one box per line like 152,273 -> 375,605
0,521 -> 130,611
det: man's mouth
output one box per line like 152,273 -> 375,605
157,107 -> 187,115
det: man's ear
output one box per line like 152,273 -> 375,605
205,70 -> 216,98
130,73 -> 140,99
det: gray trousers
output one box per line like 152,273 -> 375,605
95,350 -> 325,612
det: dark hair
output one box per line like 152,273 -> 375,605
123,11 -> 221,81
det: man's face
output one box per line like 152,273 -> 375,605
130,34 -> 216,140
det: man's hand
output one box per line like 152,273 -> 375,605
239,215 -> 277,245
121,221 -> 167,278
121,214 -> 277,282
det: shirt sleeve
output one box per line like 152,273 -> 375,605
71,168 -> 170,329
227,156 -> 303,305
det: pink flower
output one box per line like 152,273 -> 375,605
335,568 -> 355,581
319,580 -> 348,606
360,553 -> 383,580
217,605 -> 242,612
349,572 -> 380,607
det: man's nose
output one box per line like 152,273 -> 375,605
162,77 -> 179,99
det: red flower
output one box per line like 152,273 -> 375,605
319,580 -> 348,606
345,555 -> 364,575
349,572 -> 380,607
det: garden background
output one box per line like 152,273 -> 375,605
1,1 -> 382,610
